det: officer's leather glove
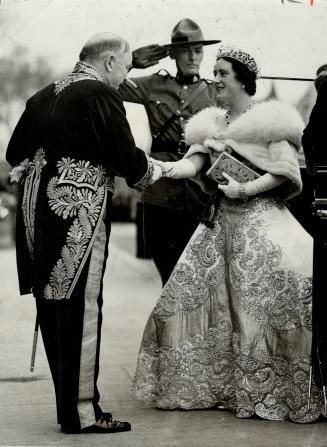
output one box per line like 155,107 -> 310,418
132,44 -> 169,69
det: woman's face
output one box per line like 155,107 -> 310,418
213,58 -> 243,105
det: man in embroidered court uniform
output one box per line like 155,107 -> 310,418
6,33 -> 161,434
119,18 -> 220,285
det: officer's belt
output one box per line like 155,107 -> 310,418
151,138 -> 189,157
152,80 -> 208,141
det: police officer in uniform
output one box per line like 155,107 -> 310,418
119,18 -> 220,285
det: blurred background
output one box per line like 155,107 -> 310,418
0,0 -> 326,249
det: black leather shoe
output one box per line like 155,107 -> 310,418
62,413 -> 131,434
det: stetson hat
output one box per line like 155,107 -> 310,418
164,18 -> 221,48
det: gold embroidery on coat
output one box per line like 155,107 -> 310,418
44,158 -> 113,300
21,148 -> 47,259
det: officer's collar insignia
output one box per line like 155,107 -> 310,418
176,72 -> 200,85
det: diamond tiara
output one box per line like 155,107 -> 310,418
216,45 -> 261,78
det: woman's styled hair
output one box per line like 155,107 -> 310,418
222,56 -> 257,96
315,64 -> 327,92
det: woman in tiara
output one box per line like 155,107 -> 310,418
133,45 -> 325,422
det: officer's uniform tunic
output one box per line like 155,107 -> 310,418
119,71 -> 217,284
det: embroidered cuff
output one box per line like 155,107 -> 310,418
133,156 -> 154,192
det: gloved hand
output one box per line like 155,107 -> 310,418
217,172 -> 287,200
217,172 -> 242,198
149,163 -> 163,184
162,159 -> 197,179
204,138 -> 225,153
151,159 -> 170,172
132,44 -> 169,69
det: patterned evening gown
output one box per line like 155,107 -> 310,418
133,176 -> 326,423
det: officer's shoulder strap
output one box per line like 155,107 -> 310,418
155,69 -> 173,78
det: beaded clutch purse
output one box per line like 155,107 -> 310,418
206,151 -> 260,184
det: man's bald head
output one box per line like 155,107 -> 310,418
79,32 -> 130,64
79,32 -> 132,89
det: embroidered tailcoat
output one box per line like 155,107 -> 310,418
7,74 -> 152,301
6,65 -> 155,431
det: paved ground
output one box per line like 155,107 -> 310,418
1,223 -> 327,447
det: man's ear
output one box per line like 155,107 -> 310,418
105,53 -> 114,72
169,49 -> 175,60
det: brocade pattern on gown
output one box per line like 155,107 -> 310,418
133,175 -> 325,423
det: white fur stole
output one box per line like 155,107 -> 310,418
184,100 -> 305,199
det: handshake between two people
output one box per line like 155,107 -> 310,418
149,136 -> 227,181
149,141 -> 213,181
150,157 -> 244,199
148,158 -> 196,185
151,158 -> 197,180
148,136 -> 283,201
148,142 -> 244,200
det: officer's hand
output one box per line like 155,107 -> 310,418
132,44 -> 169,69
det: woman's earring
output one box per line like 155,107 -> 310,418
242,85 -> 245,89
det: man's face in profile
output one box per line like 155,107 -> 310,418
108,50 -> 133,89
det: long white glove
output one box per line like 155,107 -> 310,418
153,158 -> 197,179
217,172 -> 286,199
165,159 -> 197,179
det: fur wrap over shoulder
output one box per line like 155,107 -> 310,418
184,99 -> 305,199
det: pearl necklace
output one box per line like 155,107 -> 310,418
225,99 -> 255,126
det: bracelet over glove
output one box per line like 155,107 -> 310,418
218,172 -> 286,200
